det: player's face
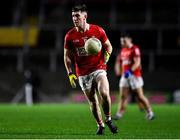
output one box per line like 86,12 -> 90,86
72,11 -> 86,28
120,37 -> 131,48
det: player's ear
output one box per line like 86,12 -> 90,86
83,12 -> 87,19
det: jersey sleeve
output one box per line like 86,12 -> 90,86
64,33 -> 71,49
133,46 -> 141,57
98,26 -> 108,44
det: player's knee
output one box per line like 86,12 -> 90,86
99,87 -> 109,97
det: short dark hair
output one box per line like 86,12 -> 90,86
120,32 -> 132,39
72,4 -> 88,12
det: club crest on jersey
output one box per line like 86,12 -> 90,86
82,36 -> 88,43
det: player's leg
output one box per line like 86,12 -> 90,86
131,91 -> 144,111
133,87 -> 154,120
113,76 -> 130,120
96,74 -> 118,133
129,76 -> 154,120
83,88 -> 105,134
96,75 -> 111,120
135,96 -> 145,112
113,87 -> 130,120
79,74 -> 105,134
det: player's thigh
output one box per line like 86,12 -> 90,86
129,76 -> 144,90
96,74 -> 109,95
79,75 -> 93,91
119,76 -> 129,88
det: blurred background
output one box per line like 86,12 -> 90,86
0,0 -> 180,104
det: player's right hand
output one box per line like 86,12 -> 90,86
68,73 -> 77,88
124,70 -> 132,78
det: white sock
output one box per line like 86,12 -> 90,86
148,111 -> 154,116
116,112 -> 123,118
97,123 -> 105,127
97,120 -> 105,127
105,116 -> 111,121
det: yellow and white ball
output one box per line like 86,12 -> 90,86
85,37 -> 102,55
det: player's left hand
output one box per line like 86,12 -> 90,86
104,51 -> 110,64
124,70 -> 133,78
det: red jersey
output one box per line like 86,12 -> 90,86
64,24 -> 108,76
117,45 -> 142,77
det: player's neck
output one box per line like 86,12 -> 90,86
128,43 -> 133,48
77,23 -> 89,33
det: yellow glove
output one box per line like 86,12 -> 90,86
104,51 -> 110,64
68,73 -> 77,88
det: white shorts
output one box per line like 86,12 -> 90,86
119,75 -> 144,90
78,70 -> 107,91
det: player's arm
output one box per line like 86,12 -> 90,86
64,48 -> 73,74
131,47 -> 141,71
64,48 -> 77,88
124,56 -> 140,78
114,57 -> 122,76
124,56 -> 141,78
131,56 -> 141,72
103,39 -> 113,63
104,39 -> 113,55
98,26 -> 112,63
124,47 -> 141,78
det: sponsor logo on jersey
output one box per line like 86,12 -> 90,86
121,51 -> 131,56
76,47 -> 88,56
122,59 -> 131,65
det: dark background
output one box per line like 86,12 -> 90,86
0,0 -> 180,103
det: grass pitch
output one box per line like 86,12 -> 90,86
0,103 -> 179,139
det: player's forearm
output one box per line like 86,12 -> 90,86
104,39 -> 112,55
65,62 -> 73,74
64,48 -> 74,74
64,58 -> 72,74
131,61 -> 140,71
114,62 -> 121,76
131,57 -> 141,72
106,43 -> 113,55
64,56 -> 73,74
